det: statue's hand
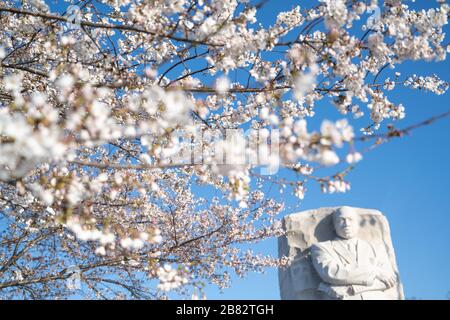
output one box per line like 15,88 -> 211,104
327,286 -> 350,299
376,269 -> 396,288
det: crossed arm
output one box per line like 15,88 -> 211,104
310,243 -> 395,298
310,244 -> 378,286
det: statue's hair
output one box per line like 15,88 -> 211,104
332,206 -> 357,224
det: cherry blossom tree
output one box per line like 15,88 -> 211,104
0,0 -> 448,299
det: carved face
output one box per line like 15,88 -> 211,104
333,207 -> 359,239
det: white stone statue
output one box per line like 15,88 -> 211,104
278,206 -> 404,300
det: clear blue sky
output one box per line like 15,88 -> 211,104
203,0 -> 450,300
43,0 -> 449,299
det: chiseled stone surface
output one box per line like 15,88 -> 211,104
278,206 -> 404,300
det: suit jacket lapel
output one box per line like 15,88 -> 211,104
355,239 -> 360,264
355,239 -> 373,265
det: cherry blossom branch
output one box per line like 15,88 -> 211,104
0,6 -> 222,47
68,159 -> 197,170
355,109 -> 450,141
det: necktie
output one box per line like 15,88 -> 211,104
347,240 -> 357,262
